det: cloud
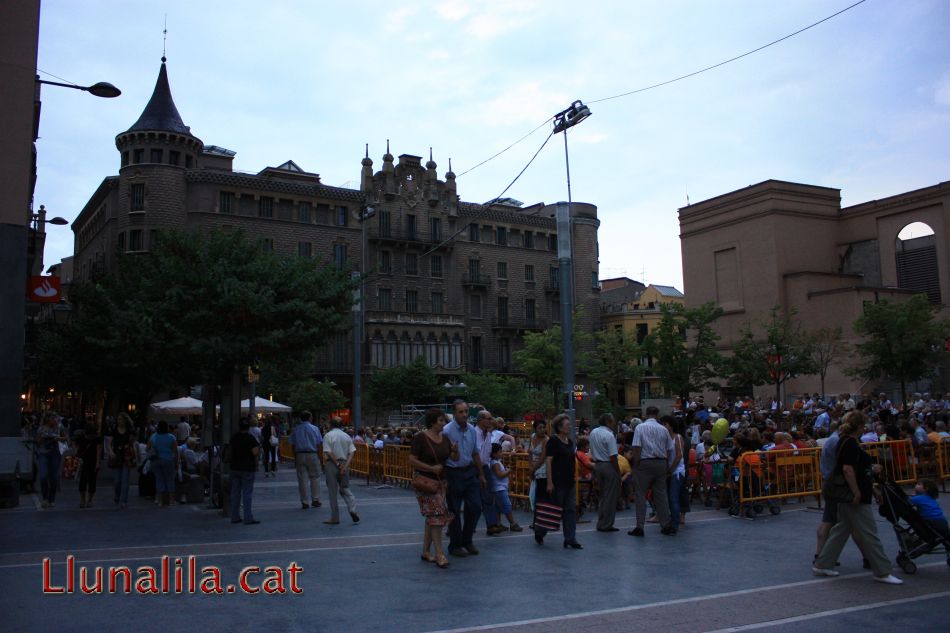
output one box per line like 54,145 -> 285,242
935,73 -> 950,106
464,81 -> 567,127
384,6 -> 420,31
435,0 -> 470,21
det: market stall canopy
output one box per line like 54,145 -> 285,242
149,396 -> 204,415
242,396 -> 291,413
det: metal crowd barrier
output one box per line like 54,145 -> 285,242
861,439 -> 916,485
382,444 -> 412,486
278,437 -> 294,462
349,443 -> 370,477
939,441 -> 950,490
501,452 -> 533,506
737,447 -> 822,505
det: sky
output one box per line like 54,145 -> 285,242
34,0 -> 950,289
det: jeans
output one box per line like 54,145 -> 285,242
112,466 -> 131,504
230,470 -> 256,522
446,466 -> 482,549
263,445 -> 278,472
534,483 -> 577,544
481,465 -> 498,527
79,460 -> 98,495
37,450 -> 62,503
494,488 -> 513,515
153,459 -> 175,494
668,473 -> 684,530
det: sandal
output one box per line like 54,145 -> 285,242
435,555 -> 450,569
420,553 -> 436,563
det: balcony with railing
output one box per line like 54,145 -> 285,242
544,280 -> 560,294
365,311 -> 466,327
490,316 -> 548,331
461,273 -> 491,288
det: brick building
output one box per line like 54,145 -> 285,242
70,61 -> 601,399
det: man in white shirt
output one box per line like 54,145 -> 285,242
322,416 -> 359,524
476,411 -> 501,535
589,413 -> 621,532
175,417 -> 191,446
629,406 -> 675,537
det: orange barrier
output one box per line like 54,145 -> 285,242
350,443 -> 370,477
737,447 -> 823,505
383,444 -> 412,486
501,452 -> 532,505
278,437 -> 293,461
861,440 -> 916,485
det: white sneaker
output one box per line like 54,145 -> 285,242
812,566 -> 840,577
873,574 -> 903,585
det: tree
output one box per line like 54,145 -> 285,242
256,362 -> 347,421
589,328 -> 642,410
725,307 -> 816,403
807,327 -> 848,401
458,372 -> 531,421
513,317 -> 592,410
50,228 -> 356,412
365,358 -> 443,422
848,294 -> 950,405
645,302 -> 724,406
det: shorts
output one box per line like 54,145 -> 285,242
821,498 -> 838,524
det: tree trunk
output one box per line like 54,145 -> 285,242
900,378 -> 907,410
819,371 -> 826,403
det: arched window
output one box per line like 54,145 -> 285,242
412,333 -> 425,361
399,334 -> 412,366
450,334 -> 462,368
439,334 -> 450,368
370,332 -> 384,368
385,333 -> 398,368
896,222 -> 940,303
426,334 -> 438,368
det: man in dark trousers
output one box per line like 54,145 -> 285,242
229,418 -> 261,525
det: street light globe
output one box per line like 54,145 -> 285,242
86,82 -> 121,98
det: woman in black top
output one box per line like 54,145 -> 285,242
107,413 -> 136,508
813,411 -> 902,584
534,414 -> 582,549
75,420 -> 101,508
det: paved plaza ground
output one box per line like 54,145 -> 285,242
2,468 -> 948,633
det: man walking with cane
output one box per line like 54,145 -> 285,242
322,416 -> 359,525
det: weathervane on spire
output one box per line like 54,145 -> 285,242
162,14 -> 168,63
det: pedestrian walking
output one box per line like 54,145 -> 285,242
443,399 -> 484,557
228,418 -> 261,524
35,412 -> 66,508
289,411 -> 323,509
534,414 -> 582,549
147,420 -> 179,507
628,406 -> 675,537
409,408 -> 456,569
589,413 -> 621,532
107,413 -> 136,508
322,416 -> 359,525
261,416 -> 280,477
75,420 -> 101,508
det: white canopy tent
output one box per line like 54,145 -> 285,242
242,396 -> 291,413
149,396 -> 204,415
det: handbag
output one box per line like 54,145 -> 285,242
269,435 -> 279,447
411,433 -> 442,495
822,438 -> 855,504
534,501 -> 563,531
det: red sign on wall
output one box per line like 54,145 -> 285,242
27,276 -> 61,303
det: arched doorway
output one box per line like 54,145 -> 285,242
896,222 -> 940,303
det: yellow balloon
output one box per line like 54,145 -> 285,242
711,418 -> 729,445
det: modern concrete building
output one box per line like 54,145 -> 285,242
600,280 -> 685,412
679,179 -> 949,401
70,60 -> 602,402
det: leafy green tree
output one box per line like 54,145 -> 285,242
724,307 -> 817,403
458,372 -> 530,421
848,294 -> 950,405
365,358 -> 443,422
49,228 -> 356,412
807,327 -> 848,401
513,318 -> 592,410
589,328 -> 643,410
257,362 -> 347,421
646,302 -> 724,406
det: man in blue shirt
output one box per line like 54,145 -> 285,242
289,411 -> 323,510
442,399 -> 485,557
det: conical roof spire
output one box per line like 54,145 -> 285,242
125,61 -> 191,135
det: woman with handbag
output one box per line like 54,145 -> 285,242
534,414 -> 583,549
261,417 -> 280,477
107,413 -> 136,508
528,419 -> 549,512
813,411 -> 902,584
408,408 -> 457,569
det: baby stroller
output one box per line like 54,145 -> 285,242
878,480 -> 950,574
727,464 -> 781,520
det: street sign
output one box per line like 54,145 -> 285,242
27,276 -> 61,303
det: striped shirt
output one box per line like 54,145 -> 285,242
631,418 -> 673,460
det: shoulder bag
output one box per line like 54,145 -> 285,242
411,433 -> 442,495
822,437 -> 855,504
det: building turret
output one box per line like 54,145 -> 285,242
360,143 -> 374,196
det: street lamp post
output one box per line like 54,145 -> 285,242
353,206 -> 375,431
35,78 -> 121,98
552,101 -> 591,441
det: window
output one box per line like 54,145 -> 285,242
406,253 -> 418,276
132,149 -> 143,164
121,152 -> 129,167
431,292 -> 443,314
150,149 -> 162,163
315,204 -> 331,224
430,254 -> 442,278
130,183 -> 145,211
278,199 -> 294,220
499,338 -> 510,371
497,261 -> 508,279
524,264 -> 534,282
468,258 -> 480,280
482,226 -> 492,243
406,290 -> 418,313
298,242 -> 312,258
378,288 -> 392,311
336,205 -> 348,226
524,232 -> 534,249
379,210 -> 391,237
333,243 -> 347,270
549,266 -> 559,288
592,272 -> 600,289
469,294 -> 482,319
548,234 -> 558,251
496,226 -> 507,246
469,223 -> 480,242
405,214 -> 416,239
430,217 -> 441,242
258,197 -> 274,218
219,191 -> 234,214
497,297 -> 508,325
525,299 -> 536,324
128,229 -> 144,252
379,250 -> 391,273
298,202 -> 312,223
636,324 -> 648,344
260,238 -> 274,253
471,336 -> 483,372
168,150 -> 180,166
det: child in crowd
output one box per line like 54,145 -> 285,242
910,479 -> 950,540
489,443 -> 522,534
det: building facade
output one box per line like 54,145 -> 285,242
600,280 -> 685,412
679,179 -> 949,401
70,61 -> 601,400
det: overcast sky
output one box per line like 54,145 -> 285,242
35,0 -> 950,289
